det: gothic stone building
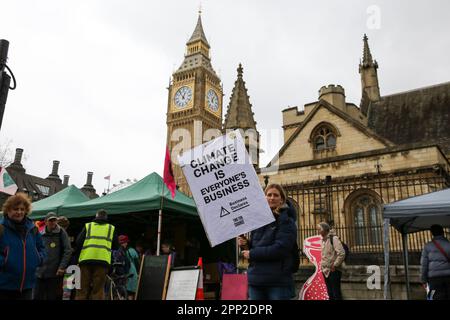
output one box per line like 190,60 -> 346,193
167,17 -> 450,265
261,35 -> 450,264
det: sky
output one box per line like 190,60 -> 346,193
1,0 -> 449,193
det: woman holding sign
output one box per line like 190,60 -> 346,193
239,184 -> 297,300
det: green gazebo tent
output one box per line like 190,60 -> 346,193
58,172 -> 198,218
56,172 -> 200,257
30,185 -> 90,220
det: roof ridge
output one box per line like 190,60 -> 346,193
381,81 -> 450,99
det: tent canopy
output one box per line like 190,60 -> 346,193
383,187 -> 450,234
30,185 -> 90,219
55,172 -> 198,219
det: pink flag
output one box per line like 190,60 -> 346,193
104,175 -> 111,180
163,147 -> 176,199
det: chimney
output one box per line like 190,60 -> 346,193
86,171 -> 93,186
51,160 -> 60,176
14,148 -> 23,164
63,175 -> 70,186
8,148 -> 25,173
46,160 -> 62,183
81,171 -> 98,199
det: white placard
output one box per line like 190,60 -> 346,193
165,269 -> 200,300
178,130 -> 275,247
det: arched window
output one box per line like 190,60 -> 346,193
350,194 -> 382,246
315,136 -> 325,150
310,123 -> 338,151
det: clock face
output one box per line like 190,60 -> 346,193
207,89 -> 219,112
174,86 -> 192,108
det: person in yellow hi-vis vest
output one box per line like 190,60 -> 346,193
74,209 -> 118,300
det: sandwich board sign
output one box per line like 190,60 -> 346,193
136,255 -> 171,300
178,130 -> 274,247
166,267 -> 200,300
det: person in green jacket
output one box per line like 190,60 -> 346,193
118,235 -> 140,300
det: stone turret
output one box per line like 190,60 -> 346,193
319,84 -> 346,110
223,64 -> 260,168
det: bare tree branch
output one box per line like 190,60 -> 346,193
0,138 -> 14,168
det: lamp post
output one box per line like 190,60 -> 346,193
0,39 -> 16,132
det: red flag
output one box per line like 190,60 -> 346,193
104,175 -> 111,180
163,146 -> 176,199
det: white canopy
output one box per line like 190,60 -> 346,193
382,187 -> 450,299
383,188 -> 450,234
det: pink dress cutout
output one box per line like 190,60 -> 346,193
299,235 -> 329,300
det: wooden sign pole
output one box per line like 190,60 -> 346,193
161,255 -> 172,300
135,254 -> 146,300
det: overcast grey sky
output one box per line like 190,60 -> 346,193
1,0 -> 449,193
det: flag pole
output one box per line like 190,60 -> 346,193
160,145 -> 176,256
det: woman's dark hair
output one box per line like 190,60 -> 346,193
430,224 -> 444,237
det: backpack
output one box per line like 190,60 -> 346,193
291,241 -> 301,273
112,248 -> 130,276
331,235 -> 350,262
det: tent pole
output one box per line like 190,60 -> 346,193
157,209 -> 162,256
383,218 -> 390,300
402,232 -> 411,300
157,177 -> 164,256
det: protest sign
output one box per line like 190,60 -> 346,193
178,130 -> 274,247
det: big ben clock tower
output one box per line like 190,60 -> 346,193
167,12 -> 223,194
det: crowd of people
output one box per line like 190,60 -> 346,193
1,186 -> 449,301
0,193 -> 178,300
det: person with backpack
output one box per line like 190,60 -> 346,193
0,193 -> 46,300
420,224 -> 450,300
34,212 -> 72,300
318,222 -> 346,300
109,239 -> 131,299
238,184 -> 297,300
118,235 -> 140,300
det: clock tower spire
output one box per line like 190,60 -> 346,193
166,12 -> 223,194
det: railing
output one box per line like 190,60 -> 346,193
298,225 -> 450,265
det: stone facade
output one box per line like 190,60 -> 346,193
257,35 -> 450,265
